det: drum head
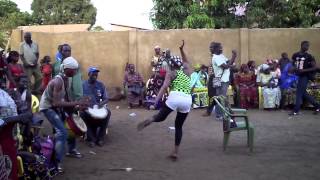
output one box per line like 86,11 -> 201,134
72,114 -> 87,132
87,105 -> 108,119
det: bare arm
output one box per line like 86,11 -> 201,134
6,65 -> 16,87
179,40 -> 192,76
155,71 -> 172,104
220,50 -> 237,69
51,79 -> 79,108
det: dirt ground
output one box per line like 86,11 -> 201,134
46,100 -> 320,180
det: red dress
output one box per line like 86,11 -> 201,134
40,64 -> 52,90
235,72 -> 258,109
8,64 -> 24,89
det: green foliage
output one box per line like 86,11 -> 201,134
31,0 -> 97,27
91,25 -> 105,32
0,0 -> 33,49
151,0 -> 320,29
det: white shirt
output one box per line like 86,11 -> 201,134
20,41 -> 39,65
212,54 -> 230,82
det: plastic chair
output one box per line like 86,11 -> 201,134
213,96 -> 254,152
31,95 -> 40,113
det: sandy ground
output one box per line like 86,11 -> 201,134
43,100 -> 320,180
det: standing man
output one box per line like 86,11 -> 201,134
60,44 -> 83,100
210,42 -> 237,120
81,67 -> 111,147
290,41 -> 320,115
19,32 -> 42,94
40,57 -> 89,173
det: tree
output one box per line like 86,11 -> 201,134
0,0 -> 33,48
91,25 -> 105,32
151,0 -> 320,29
31,0 -> 97,27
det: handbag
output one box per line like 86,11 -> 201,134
212,69 -> 225,88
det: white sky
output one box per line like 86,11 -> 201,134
11,0 -> 154,30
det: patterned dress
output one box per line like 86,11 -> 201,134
235,72 -> 258,109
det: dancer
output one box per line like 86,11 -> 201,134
137,40 -> 192,161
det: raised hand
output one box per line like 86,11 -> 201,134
179,40 -> 185,49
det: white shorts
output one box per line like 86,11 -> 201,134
166,91 -> 192,113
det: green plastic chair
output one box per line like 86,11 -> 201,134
213,96 -> 254,152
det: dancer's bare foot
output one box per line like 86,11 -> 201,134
137,118 -> 153,131
168,153 -> 178,161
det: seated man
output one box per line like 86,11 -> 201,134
81,67 -> 111,147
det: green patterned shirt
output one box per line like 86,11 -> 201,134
170,70 -> 191,94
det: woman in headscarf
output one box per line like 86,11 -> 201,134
234,64 -> 258,109
280,63 -> 298,108
137,40 -> 192,161
191,64 -> 209,108
257,64 -> 281,109
123,64 -> 144,108
145,68 -> 167,109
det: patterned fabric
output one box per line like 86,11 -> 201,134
0,89 -> 17,118
171,70 -> 191,94
124,71 -> 144,105
235,72 -> 258,109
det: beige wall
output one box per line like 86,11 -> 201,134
18,24 -> 90,33
10,28 -> 320,87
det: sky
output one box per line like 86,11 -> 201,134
11,0 -> 154,30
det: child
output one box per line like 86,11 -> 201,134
40,56 -> 53,91
7,51 -> 25,89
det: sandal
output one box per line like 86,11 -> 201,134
137,119 -> 153,131
66,149 -> 83,158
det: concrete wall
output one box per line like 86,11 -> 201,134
10,28 -> 320,87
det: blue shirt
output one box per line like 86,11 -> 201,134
82,80 -> 108,106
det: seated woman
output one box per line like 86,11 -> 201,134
191,64 -> 209,108
123,64 -> 144,108
7,51 -> 25,89
145,69 -> 167,110
257,64 -> 281,109
280,63 -> 298,109
234,64 -> 258,109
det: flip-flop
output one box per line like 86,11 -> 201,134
137,119 -> 152,131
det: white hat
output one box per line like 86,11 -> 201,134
62,57 -> 79,69
0,47 -> 4,52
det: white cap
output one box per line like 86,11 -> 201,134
62,57 -> 79,69
0,47 -> 4,52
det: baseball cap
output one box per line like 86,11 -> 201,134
0,47 -> 4,52
88,67 -> 100,73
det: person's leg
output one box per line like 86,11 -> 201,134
215,82 -> 229,118
33,66 -> 43,94
293,76 -> 309,114
137,104 -> 173,131
42,109 -> 67,165
97,109 -> 111,144
170,111 -> 188,160
80,112 -> 97,144
24,66 -> 33,90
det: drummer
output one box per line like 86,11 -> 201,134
40,57 -> 89,173
81,67 -> 111,147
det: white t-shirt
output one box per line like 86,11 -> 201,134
212,54 -> 230,82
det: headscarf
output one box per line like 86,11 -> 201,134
60,56 -> 79,74
193,64 -> 201,71
169,55 -> 183,68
